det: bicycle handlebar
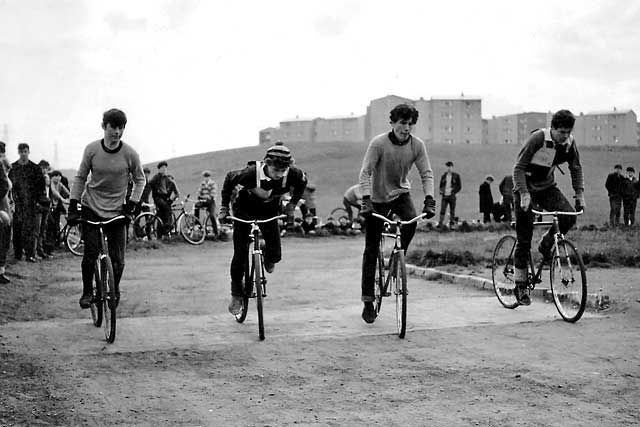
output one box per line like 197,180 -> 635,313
229,214 -> 287,224
371,212 -> 427,225
531,209 -> 584,216
83,215 -> 128,226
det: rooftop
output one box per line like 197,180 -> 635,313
583,109 -> 634,116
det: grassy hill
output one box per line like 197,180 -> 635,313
140,142 -> 640,226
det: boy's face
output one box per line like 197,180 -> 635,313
391,119 -> 414,142
102,122 -> 125,144
52,175 -> 61,184
18,148 -> 29,162
266,164 -> 288,180
304,216 -> 313,224
550,127 -> 572,144
159,166 -> 168,175
628,171 -> 635,179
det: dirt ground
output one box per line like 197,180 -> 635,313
1,236 -> 639,426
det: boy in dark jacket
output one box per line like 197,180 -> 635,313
438,161 -> 462,226
479,175 -> 494,223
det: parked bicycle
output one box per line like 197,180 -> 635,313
130,195 -> 205,245
371,212 -> 426,338
85,215 -> 126,343
229,214 -> 286,341
492,209 -> 587,322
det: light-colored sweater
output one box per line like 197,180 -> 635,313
359,132 -> 434,203
71,139 -> 146,218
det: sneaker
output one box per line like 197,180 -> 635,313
362,302 -> 377,324
514,283 -> 531,306
228,296 -> 243,315
264,261 -> 275,274
0,274 -> 10,284
79,293 -> 92,309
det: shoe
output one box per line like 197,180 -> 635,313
264,261 -> 275,274
514,283 -> 531,306
79,293 -> 92,309
0,274 -> 10,284
38,251 -> 53,260
228,296 -> 243,315
26,256 -> 37,263
362,302 -> 377,324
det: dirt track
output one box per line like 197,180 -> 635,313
1,236 -> 639,426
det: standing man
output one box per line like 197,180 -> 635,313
9,143 -> 45,262
605,164 -> 623,227
498,174 -> 514,222
68,108 -> 145,309
512,110 -> 585,306
0,142 -> 12,283
149,161 -> 179,238
479,175 -> 494,223
359,103 -> 436,323
438,161 -> 461,227
196,170 -> 218,237
622,166 -> 638,226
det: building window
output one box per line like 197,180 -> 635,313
466,127 -> 471,132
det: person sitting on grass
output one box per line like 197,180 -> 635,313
218,141 -> 307,316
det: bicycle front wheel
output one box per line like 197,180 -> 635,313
392,251 -> 408,339
550,239 -> 587,322
254,253 -> 265,340
235,243 -> 252,324
374,246 -> 385,314
178,213 -> 205,245
492,235 -> 519,309
65,224 -> 84,256
132,213 -> 162,241
90,260 -> 103,327
101,257 -> 117,343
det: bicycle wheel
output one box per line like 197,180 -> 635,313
101,256 -> 117,343
235,244 -> 252,324
330,207 -> 349,218
393,251 -> 408,339
374,246 -> 385,314
90,260 -> 103,327
132,213 -> 161,241
65,224 -> 84,256
492,235 -> 519,309
550,239 -> 587,322
254,252 -> 265,340
178,213 -> 205,245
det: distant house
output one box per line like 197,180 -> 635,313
278,117 -> 316,144
314,114 -> 365,143
487,112 -> 548,145
259,127 -> 277,145
573,108 -> 638,146
365,95 -> 414,142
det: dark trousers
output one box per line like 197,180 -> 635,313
155,198 -> 172,236
0,213 -> 11,268
439,194 -> 457,225
195,198 -> 218,236
80,208 -> 127,295
343,197 -> 360,222
609,196 -> 622,226
13,204 -> 38,259
230,215 -> 281,296
623,197 -> 637,226
36,208 -> 52,254
482,211 -> 491,223
503,197 -> 513,222
361,193 -> 417,301
513,187 -> 576,270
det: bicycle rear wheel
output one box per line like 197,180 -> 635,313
178,213 -> 205,245
550,239 -> 587,322
374,246 -> 385,314
132,213 -> 161,241
392,251 -> 408,339
235,244 -> 252,324
492,235 -> 519,309
65,224 -> 84,256
90,260 -> 103,327
254,252 -> 265,340
101,256 -> 117,343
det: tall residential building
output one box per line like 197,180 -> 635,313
487,112 -> 548,145
429,96 -> 482,144
314,114 -> 365,143
365,95 -> 414,142
277,117 -> 315,144
573,109 -> 638,146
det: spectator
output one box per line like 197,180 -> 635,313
0,142 -> 12,283
605,164 -> 624,227
36,160 -> 53,258
438,161 -> 461,227
48,170 -> 70,249
498,175 -> 514,222
140,167 -> 152,208
9,143 -> 46,262
149,161 -> 179,238
299,177 -> 317,226
195,170 -> 218,237
622,166 -> 638,226
479,175 -> 494,223
343,184 -> 363,222
300,212 -> 316,235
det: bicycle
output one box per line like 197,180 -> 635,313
229,214 -> 286,341
130,202 -> 161,241
84,215 -> 127,343
492,209 -> 587,322
371,212 -> 426,338
130,195 -> 205,245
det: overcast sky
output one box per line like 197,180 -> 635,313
1,0 -> 639,169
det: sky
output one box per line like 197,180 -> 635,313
1,0 -> 639,169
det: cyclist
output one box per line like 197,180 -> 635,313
512,109 -> 585,305
219,141 -> 307,315
343,184 -> 363,222
68,108 -> 145,309
195,170 -> 219,237
359,103 -> 436,323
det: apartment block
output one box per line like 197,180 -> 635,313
314,114 -> 365,143
487,112 -> 548,145
429,96 -> 482,144
365,95 -> 414,142
573,109 -> 638,146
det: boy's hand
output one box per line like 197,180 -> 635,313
422,195 -> 436,218
285,202 -> 296,224
519,193 -> 531,211
218,206 -> 230,223
360,196 -> 373,215
67,199 -> 81,225
574,192 -> 586,212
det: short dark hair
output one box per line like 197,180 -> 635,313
38,160 -> 50,168
17,143 -> 30,151
102,108 -> 127,128
550,109 -> 575,129
50,170 -> 62,177
157,161 -> 168,169
614,164 -> 622,169
445,161 -> 454,167
627,167 -> 635,173
0,141 -> 5,154
389,104 -> 419,124
143,167 -> 151,174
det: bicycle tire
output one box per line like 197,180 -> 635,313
178,213 -> 205,245
90,260 -> 103,327
329,207 -> 349,218
132,213 -> 162,241
65,224 -> 84,256
374,246 -> 385,314
394,251 -> 408,339
254,252 -> 265,340
550,239 -> 587,322
491,235 -> 519,309
235,244 -> 252,324
101,256 -> 117,343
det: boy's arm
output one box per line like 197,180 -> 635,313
414,141 -> 434,198
288,169 -> 308,206
567,140 -> 585,198
128,151 -> 146,203
513,130 -> 544,196
70,145 -> 93,202
358,139 -> 381,197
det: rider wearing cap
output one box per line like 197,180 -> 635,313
219,141 -> 307,315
